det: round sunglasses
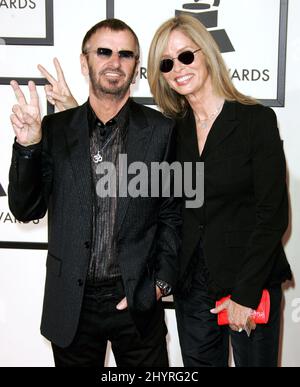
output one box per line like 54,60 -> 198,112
160,48 -> 202,73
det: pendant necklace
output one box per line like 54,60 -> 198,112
92,127 -> 119,164
197,102 -> 224,130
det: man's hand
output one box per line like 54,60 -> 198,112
116,297 -> 128,311
211,299 -> 256,333
38,58 -> 78,111
10,80 -> 42,146
116,286 -> 162,311
156,285 -> 163,301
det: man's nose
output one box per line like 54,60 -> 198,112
108,52 -> 122,67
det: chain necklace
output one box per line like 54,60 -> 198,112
196,102 -> 224,130
92,127 -> 120,164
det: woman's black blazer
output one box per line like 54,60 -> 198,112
176,101 -> 292,308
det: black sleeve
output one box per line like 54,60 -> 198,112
231,106 -> 289,308
8,118 -> 53,222
154,121 -> 182,289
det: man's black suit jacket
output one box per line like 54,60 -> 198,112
8,100 -> 181,348
176,101 -> 292,308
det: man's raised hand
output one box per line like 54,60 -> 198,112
10,80 -> 42,147
38,58 -> 78,111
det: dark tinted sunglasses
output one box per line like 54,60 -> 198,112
84,47 -> 138,60
160,48 -> 202,73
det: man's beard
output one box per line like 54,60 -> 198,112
89,64 -> 136,100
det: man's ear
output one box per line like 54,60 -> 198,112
131,60 -> 140,85
80,53 -> 89,77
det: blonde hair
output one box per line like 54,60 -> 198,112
148,15 -> 258,118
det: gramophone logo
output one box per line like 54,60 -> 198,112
176,0 -> 235,53
0,183 -> 6,198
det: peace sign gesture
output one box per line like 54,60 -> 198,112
10,80 -> 42,147
38,57 -> 78,111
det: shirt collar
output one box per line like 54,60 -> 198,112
87,98 -> 131,136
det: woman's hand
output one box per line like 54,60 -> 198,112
211,298 -> 256,333
38,58 -> 78,111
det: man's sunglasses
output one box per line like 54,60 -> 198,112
84,47 -> 138,60
160,49 -> 202,73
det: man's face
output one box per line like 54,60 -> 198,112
81,28 -> 139,99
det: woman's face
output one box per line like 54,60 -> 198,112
161,29 -> 211,98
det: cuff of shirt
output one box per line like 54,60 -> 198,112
13,138 -> 42,158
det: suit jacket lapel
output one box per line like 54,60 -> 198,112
201,101 -> 239,159
176,107 -> 200,164
116,100 -> 154,235
177,101 -> 239,162
64,103 -> 92,221
177,101 -> 239,224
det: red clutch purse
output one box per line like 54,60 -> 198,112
216,289 -> 270,325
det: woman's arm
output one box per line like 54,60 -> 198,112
232,106 -> 288,307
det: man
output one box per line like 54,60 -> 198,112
8,19 -> 181,367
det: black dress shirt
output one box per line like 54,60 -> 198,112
87,99 -> 130,284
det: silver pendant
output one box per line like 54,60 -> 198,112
93,151 -> 103,164
200,121 -> 208,130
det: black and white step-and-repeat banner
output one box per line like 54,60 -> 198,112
114,0 -> 288,107
0,80 -> 50,249
0,0 -> 53,46
0,0 -> 299,367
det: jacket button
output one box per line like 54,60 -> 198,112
84,241 -> 91,249
77,279 -> 84,287
199,225 -> 204,230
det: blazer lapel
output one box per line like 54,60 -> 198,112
116,100 -> 154,235
177,101 -> 240,225
201,101 -> 239,159
176,107 -> 200,164
64,103 -> 92,221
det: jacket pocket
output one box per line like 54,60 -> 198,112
46,253 -> 62,277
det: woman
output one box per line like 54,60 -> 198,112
147,15 -> 292,367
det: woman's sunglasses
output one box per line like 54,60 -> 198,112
84,47 -> 138,60
160,49 -> 202,73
